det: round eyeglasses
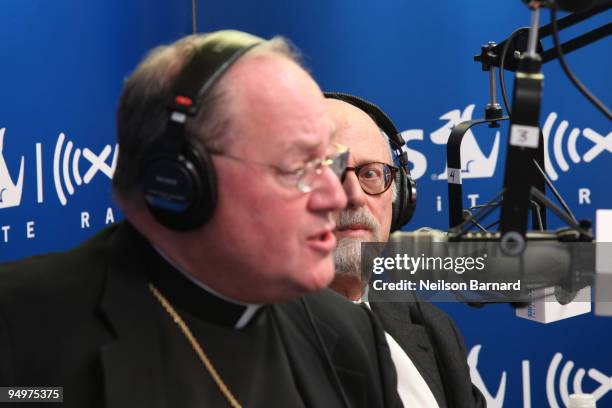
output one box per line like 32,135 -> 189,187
343,162 -> 399,195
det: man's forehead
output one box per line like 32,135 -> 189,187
269,108 -> 336,153
327,99 -> 391,162
327,99 -> 380,140
221,53 -> 334,157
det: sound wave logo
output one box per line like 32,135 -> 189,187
53,133 -> 118,206
542,112 -> 612,181
547,352 -> 612,408
0,128 -> 25,209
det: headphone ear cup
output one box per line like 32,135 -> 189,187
391,169 -> 405,232
391,167 -> 416,232
137,31 -> 263,231
141,141 -> 217,231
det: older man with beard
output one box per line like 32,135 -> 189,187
326,93 -> 486,408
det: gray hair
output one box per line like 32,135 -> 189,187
112,33 -> 300,199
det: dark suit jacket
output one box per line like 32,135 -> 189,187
0,222 -> 401,408
369,300 -> 485,408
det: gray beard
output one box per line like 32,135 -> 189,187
333,237 -> 364,280
333,207 -> 383,284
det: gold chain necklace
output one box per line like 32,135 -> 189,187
149,283 -> 242,408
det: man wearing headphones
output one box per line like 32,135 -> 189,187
326,93 -> 486,408
0,32 -> 402,407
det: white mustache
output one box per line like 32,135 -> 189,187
335,208 -> 380,237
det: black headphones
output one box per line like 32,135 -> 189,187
141,31 -> 263,231
324,92 -> 417,232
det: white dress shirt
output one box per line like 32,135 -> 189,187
364,302 -> 440,407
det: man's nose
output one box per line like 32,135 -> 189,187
308,166 -> 347,212
342,171 -> 366,208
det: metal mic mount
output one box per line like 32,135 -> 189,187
480,42 -> 504,125
499,6 -> 544,242
449,1 -> 610,247
474,2 -> 611,72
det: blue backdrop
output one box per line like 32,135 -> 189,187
1,1 -> 610,407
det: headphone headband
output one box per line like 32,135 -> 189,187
170,31 -> 263,116
324,92 -> 406,162
142,31 -> 264,231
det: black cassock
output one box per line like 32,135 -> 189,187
0,222 -> 401,408
150,253 -> 306,407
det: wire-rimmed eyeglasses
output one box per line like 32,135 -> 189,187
210,143 -> 349,193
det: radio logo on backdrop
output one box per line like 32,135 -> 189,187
468,345 -> 507,407
542,113 -> 612,181
430,104 -> 501,180
547,352 -> 611,408
0,128 -> 25,209
468,345 -> 612,407
400,104 -> 610,184
0,127 -> 118,209
399,104 -> 501,181
53,132 -> 118,206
